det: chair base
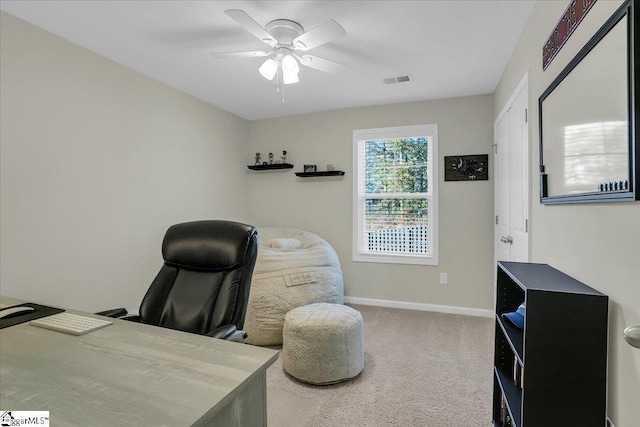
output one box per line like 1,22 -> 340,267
228,330 -> 248,342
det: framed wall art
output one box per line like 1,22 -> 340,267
444,154 -> 488,181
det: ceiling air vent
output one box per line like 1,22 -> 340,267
383,75 -> 413,85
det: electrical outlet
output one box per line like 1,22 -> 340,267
606,417 -> 614,427
440,272 -> 448,285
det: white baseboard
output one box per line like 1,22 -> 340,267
343,296 -> 493,318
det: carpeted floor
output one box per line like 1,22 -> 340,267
266,304 -> 494,427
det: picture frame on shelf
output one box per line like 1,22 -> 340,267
304,164 -> 317,173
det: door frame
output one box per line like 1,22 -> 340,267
493,72 -> 531,305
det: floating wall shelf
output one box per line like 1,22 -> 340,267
247,163 -> 294,171
295,171 -> 345,177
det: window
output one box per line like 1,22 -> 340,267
353,124 -> 438,265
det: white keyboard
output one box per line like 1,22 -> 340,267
31,312 -> 113,335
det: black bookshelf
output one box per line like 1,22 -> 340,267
492,261 -> 608,427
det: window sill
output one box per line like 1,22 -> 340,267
353,253 -> 438,266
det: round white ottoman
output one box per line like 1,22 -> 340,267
282,303 -> 364,385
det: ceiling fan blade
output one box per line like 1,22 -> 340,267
211,50 -> 271,59
224,9 -> 277,46
298,54 -> 348,74
293,20 -> 346,51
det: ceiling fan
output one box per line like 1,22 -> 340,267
211,9 -> 347,86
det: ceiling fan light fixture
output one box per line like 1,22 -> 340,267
281,54 -> 300,84
283,71 -> 299,85
282,54 -> 299,73
217,10 -> 348,97
258,58 -> 278,80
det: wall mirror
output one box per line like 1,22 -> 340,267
538,0 -> 638,204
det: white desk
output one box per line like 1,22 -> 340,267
0,297 -> 279,426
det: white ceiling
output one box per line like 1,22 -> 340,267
0,0 -> 535,121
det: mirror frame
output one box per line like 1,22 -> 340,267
538,0 -> 639,204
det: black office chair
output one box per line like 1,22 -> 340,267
98,220 -> 258,340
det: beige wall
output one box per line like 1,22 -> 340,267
4,2 -> 637,422
495,1 -> 640,424
0,12 -> 250,312
248,95 -> 495,312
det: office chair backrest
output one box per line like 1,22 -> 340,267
138,220 -> 258,336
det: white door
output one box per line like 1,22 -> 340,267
495,113 -> 511,262
495,76 -> 529,264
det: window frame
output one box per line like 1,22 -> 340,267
352,124 -> 439,266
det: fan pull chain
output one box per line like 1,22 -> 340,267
274,60 -> 285,103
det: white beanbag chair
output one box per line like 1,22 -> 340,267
244,228 -> 344,345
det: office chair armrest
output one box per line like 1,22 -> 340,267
206,324 -> 237,339
121,315 -> 141,322
96,308 -> 129,318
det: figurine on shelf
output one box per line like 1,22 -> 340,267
281,150 -> 287,164
254,152 -> 261,165
268,152 -> 274,165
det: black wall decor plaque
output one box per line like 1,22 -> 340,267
444,154 -> 489,181
542,0 -> 598,70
